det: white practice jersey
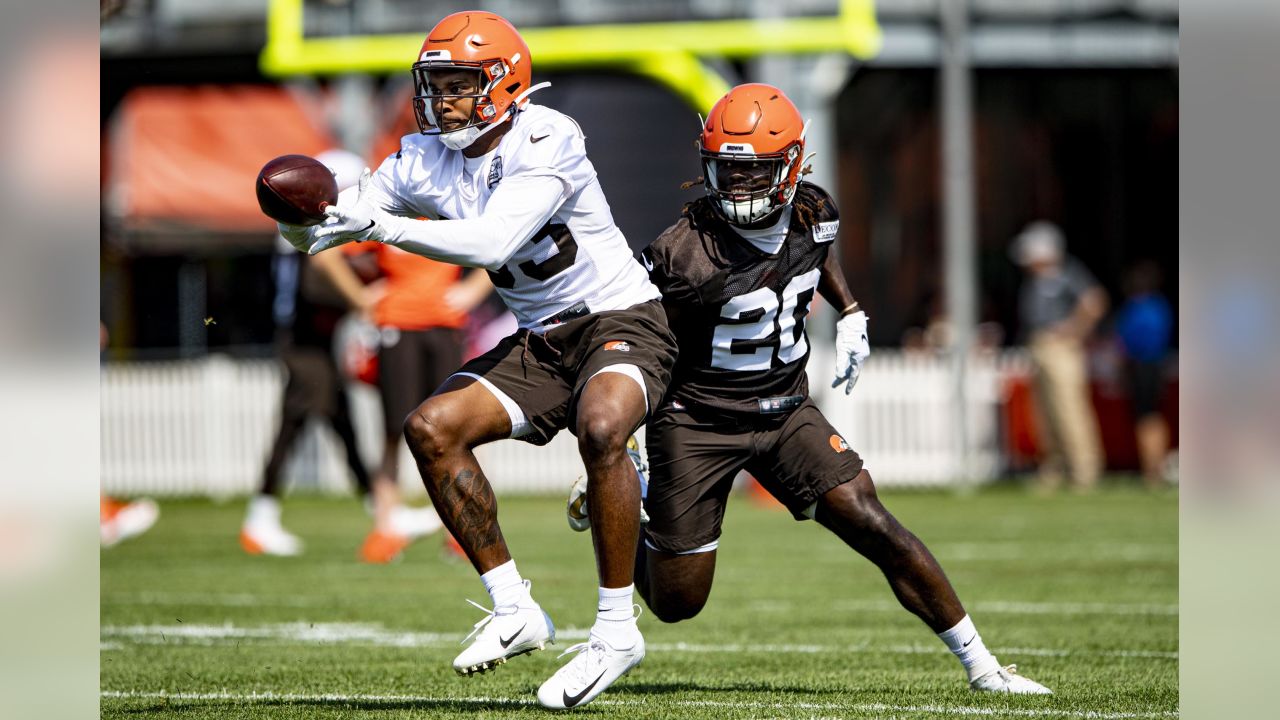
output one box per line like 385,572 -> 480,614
366,103 -> 659,330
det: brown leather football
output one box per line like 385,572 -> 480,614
255,154 -> 339,226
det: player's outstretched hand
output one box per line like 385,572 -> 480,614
309,168 -> 384,254
832,310 -> 870,395
278,222 -> 315,253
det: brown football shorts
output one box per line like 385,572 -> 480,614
456,299 -> 677,445
643,398 -> 864,554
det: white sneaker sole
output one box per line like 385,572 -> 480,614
537,652 -> 643,709
455,638 -> 550,677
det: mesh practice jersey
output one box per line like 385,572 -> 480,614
367,103 -> 659,330
643,183 -> 840,415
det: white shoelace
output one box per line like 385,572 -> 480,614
460,598 -> 519,645
555,639 -> 609,684
555,604 -> 643,680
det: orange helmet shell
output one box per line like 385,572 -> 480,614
701,83 -> 806,159
414,12 -> 532,127
700,84 -> 808,224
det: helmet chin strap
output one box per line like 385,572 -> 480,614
511,81 -> 551,107
438,81 -> 553,151
439,124 -> 483,151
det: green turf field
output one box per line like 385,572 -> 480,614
101,484 -> 1177,718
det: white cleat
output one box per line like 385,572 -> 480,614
566,436 -> 649,532
970,664 -> 1053,694
240,495 -> 302,556
537,629 -> 645,710
101,499 -> 159,547
566,475 -> 591,532
239,522 -> 303,556
452,581 -> 555,676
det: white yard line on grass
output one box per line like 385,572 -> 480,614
100,622 -> 454,647
100,623 -> 1177,660
101,690 -> 1179,718
649,642 -> 1178,661
102,592 -> 326,608
107,593 -> 1177,618
930,542 -> 1176,563
829,599 -> 1178,617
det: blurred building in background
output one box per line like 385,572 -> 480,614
99,0 -> 1177,489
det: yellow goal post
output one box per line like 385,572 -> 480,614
260,0 -> 882,112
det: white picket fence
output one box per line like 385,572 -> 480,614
101,350 -> 1027,497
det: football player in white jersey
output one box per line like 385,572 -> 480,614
278,11 -> 676,710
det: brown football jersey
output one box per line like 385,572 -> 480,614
644,182 -> 840,416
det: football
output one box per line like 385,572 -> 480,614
255,154 -> 339,226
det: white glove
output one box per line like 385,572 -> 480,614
308,168 -> 386,254
832,310 -> 870,395
278,222 -> 314,253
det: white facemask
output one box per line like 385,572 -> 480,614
720,196 -> 776,225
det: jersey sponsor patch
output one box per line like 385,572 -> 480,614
813,220 -> 839,244
603,340 -> 632,352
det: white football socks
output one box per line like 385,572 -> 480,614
246,494 -> 282,528
937,615 -> 1001,681
593,584 -> 639,647
480,560 -> 529,609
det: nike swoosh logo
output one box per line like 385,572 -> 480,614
962,635 -> 976,648
499,623 -> 526,649
562,670 -> 608,708
359,220 -> 376,233
530,134 -> 550,143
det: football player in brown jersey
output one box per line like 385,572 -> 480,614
634,84 -> 1050,694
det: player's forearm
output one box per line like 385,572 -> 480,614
378,214 -> 523,269
818,252 -> 861,316
378,175 -> 565,270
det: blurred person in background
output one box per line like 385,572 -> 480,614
1012,221 -> 1109,493
240,150 -> 377,557
1115,260 -> 1174,488
101,321 -> 158,547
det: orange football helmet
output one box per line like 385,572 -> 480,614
411,11 -> 535,149
700,84 -> 808,225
